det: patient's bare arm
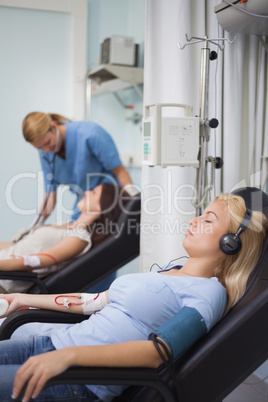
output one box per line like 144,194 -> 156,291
0,290 -> 109,317
12,339 -> 169,402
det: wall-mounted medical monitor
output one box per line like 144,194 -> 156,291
215,0 -> 268,35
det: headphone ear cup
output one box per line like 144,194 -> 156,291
219,233 -> 242,255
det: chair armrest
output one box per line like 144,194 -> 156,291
46,366 -> 177,402
0,309 -> 177,401
0,271 -> 49,293
0,309 -> 87,340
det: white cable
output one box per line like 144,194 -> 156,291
223,0 -> 268,18
207,157 -> 215,204
244,374 -> 268,385
262,172 -> 268,190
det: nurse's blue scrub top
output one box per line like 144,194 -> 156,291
39,121 -> 122,220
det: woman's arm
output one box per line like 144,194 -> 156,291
37,191 -> 57,222
0,236 -> 88,271
1,290 -> 109,316
11,307 -> 207,401
112,164 -> 132,187
12,340 -> 169,402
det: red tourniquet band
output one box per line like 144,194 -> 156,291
35,253 -> 59,268
55,295 -> 83,307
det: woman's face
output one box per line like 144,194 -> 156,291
183,200 -> 229,259
77,185 -> 103,214
31,124 -> 63,153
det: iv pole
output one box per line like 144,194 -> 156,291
197,37 -> 218,216
178,34 -> 235,216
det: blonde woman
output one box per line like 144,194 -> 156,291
13,112 -> 133,241
0,193 -> 266,402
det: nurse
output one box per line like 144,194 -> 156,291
16,112 -> 133,235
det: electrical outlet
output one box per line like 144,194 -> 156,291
120,152 -> 142,167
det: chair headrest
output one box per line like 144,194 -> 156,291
231,187 -> 268,218
117,193 -> 141,222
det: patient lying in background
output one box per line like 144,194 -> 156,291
0,183 -> 126,293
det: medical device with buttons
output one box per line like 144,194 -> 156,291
142,104 -> 200,167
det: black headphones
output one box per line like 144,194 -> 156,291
219,208 -> 252,255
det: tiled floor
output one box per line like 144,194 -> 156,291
223,377 -> 268,401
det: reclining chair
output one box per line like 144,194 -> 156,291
0,194 -> 141,294
0,187 -> 267,402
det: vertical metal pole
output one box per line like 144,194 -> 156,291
196,44 -> 210,216
85,75 -> 91,120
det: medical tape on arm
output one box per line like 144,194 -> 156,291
23,255 -> 41,267
11,253 -> 58,268
81,292 -> 108,315
11,254 -> 41,268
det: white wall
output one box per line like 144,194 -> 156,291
0,5 -> 74,240
87,0 -> 145,187
0,0 -> 145,243
87,0 -> 146,275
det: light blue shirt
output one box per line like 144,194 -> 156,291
51,271 -> 226,401
40,121 -> 122,220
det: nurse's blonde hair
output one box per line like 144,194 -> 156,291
214,193 -> 267,314
22,112 -> 71,143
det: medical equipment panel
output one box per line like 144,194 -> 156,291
142,114 -> 160,166
101,35 -> 136,66
142,104 -> 199,167
214,0 -> 268,35
161,116 -> 199,167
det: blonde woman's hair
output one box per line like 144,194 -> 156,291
214,193 -> 267,314
22,112 -> 71,143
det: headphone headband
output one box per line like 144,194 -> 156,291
236,208 -> 252,237
220,208 -> 252,255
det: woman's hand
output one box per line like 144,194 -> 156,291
12,349 -> 72,402
0,294 -> 22,317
